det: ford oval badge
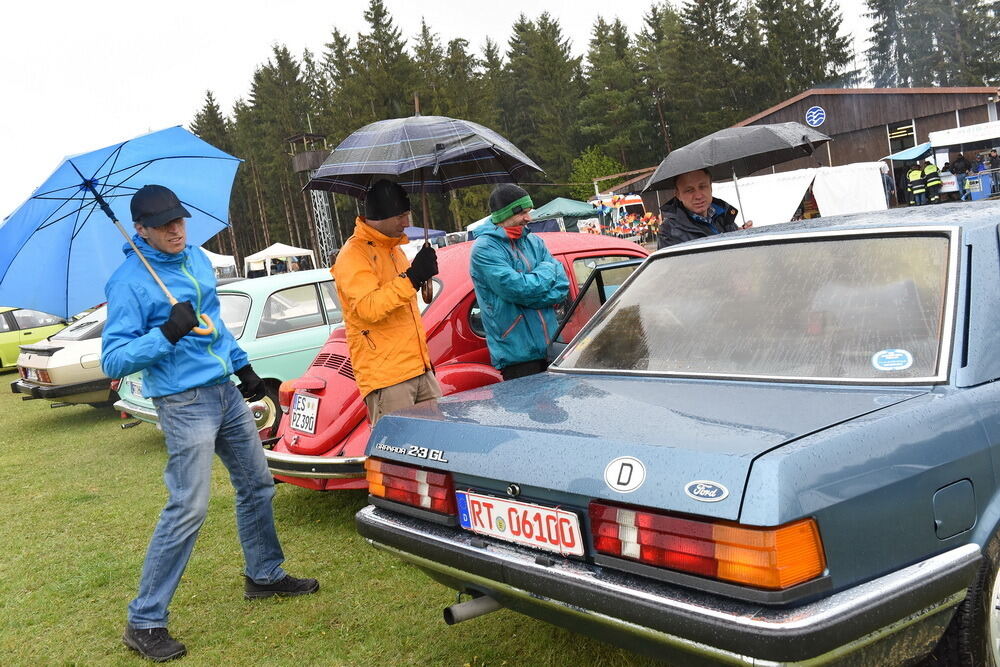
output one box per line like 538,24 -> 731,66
684,480 -> 729,503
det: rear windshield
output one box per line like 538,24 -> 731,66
554,233 -> 952,382
51,307 -> 106,341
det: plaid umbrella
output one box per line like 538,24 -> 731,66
305,115 -> 543,198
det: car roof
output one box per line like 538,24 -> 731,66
218,268 -> 331,295
0,307 -> 13,314
665,200 -> 1000,255
437,231 -> 646,265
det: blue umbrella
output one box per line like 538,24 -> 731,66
0,126 -> 240,325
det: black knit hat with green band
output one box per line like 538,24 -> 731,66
489,183 -> 533,224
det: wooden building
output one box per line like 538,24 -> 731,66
735,87 -> 999,172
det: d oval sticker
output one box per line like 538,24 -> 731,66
684,480 -> 729,503
604,456 -> 646,493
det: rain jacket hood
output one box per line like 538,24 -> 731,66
332,218 -> 431,397
470,223 -> 569,369
101,234 -> 247,398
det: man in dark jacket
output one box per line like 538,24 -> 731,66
951,153 -> 972,201
656,169 -> 752,249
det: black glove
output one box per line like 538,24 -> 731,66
235,365 -> 267,402
160,301 -> 198,345
405,244 -> 439,289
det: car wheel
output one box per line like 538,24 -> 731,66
930,534 -> 1000,666
247,382 -> 280,439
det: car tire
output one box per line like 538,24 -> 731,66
930,534 -> 1000,666
248,381 -> 280,439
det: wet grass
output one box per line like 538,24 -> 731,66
0,369 -> 658,665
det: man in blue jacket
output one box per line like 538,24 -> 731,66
102,185 -> 317,662
470,184 -> 570,380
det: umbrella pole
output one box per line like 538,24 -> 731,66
731,167 -> 747,227
420,189 -> 435,303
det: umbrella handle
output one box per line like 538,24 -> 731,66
166,294 -> 216,336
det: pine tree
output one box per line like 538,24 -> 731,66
354,0 -> 416,120
412,19 -> 444,114
635,2 -> 685,157
578,18 -> 656,169
504,13 -> 583,192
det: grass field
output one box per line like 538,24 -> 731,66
0,369 -> 657,666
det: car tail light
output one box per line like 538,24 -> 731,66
38,369 -> 51,383
366,457 -> 457,516
589,502 -> 825,590
110,378 -> 122,392
18,367 -> 27,379
278,377 -> 326,414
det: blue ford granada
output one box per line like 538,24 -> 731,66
356,200 -> 1000,665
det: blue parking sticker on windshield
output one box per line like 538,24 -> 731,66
456,491 -> 472,529
872,349 -> 913,371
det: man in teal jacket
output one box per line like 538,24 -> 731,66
470,184 -> 570,380
102,185 -> 317,662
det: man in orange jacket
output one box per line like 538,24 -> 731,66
332,179 -> 440,425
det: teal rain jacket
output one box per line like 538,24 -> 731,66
101,235 -> 247,398
470,224 -> 570,370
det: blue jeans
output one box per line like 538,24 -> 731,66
956,173 -> 968,200
128,382 -> 285,628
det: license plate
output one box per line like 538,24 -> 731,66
128,379 -> 142,397
290,393 -> 319,434
25,368 -> 38,381
456,491 -> 584,556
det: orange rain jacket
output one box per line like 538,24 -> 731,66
332,218 -> 432,397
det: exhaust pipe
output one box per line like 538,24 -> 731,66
443,595 -> 502,625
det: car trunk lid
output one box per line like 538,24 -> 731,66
371,373 -> 928,521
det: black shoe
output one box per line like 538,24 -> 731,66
122,625 -> 186,662
244,573 -> 319,599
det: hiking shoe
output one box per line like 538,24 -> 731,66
244,573 -> 319,599
122,625 -> 186,662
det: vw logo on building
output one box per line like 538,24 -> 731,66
805,106 -> 826,127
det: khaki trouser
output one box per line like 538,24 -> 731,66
363,371 -> 441,425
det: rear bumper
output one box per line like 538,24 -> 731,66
11,377 -> 111,402
113,399 -> 158,424
263,448 -> 366,479
356,505 -> 980,665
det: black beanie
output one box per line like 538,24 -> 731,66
364,179 -> 410,220
488,183 -> 533,223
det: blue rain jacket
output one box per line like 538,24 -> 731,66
470,223 -> 569,370
101,235 -> 247,398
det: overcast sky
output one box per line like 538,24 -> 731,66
1,0 -> 870,218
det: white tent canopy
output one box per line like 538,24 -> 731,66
200,248 -> 236,269
711,162 -> 886,227
244,243 -> 316,276
200,248 -> 238,279
929,120 -> 1000,148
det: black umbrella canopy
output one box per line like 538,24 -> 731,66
644,122 -> 831,192
305,115 -> 543,198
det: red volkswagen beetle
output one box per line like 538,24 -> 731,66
264,233 -> 647,490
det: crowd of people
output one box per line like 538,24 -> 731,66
902,149 -> 1000,205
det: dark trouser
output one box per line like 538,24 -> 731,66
501,359 -> 548,381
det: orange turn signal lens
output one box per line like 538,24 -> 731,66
713,519 -> 825,589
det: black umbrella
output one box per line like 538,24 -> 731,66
643,122 -> 831,224
305,115 -> 543,198
306,114 -> 543,301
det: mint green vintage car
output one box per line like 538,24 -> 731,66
114,269 -> 341,435
0,307 -> 67,370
